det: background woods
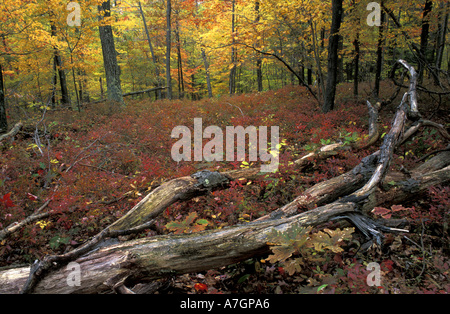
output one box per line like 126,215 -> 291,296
0,0 -> 449,294
0,0 -> 448,111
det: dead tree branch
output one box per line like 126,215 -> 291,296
0,122 -> 23,142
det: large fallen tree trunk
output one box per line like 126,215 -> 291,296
0,60 -> 448,294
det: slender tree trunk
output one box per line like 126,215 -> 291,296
99,77 -> 104,99
0,64 -> 7,135
255,1 -> 263,92
229,0 -> 237,95
166,0 -> 172,99
337,35 -> 344,83
51,24 -> 71,107
435,3 -> 448,72
138,1 -> 162,99
175,18 -> 184,99
201,48 -> 213,98
419,0 -> 433,84
307,67 -> 312,85
51,59 -> 57,108
71,68 -> 81,112
323,0 -> 343,113
353,33 -> 360,98
352,0 -> 360,98
98,0 -> 124,104
374,0 -> 385,99
311,20 -> 325,103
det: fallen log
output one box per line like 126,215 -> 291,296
0,202 -> 358,294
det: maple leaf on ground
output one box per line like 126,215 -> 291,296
165,212 -> 209,234
194,283 -> 208,292
308,228 -> 354,253
372,207 -> 392,219
1,193 -> 15,208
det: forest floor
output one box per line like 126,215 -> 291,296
1,81 -> 449,294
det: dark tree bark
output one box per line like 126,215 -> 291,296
255,1 -> 263,92
374,0 -> 385,99
166,0 -> 173,99
418,0 -> 433,83
98,0 -> 124,104
51,24 -> 71,107
201,48 -> 213,98
229,0 -> 237,95
175,18 -> 184,99
351,0 -> 360,98
323,0 -> 343,113
138,1 -> 162,99
435,2 -> 448,72
0,64 -> 7,135
353,33 -> 360,98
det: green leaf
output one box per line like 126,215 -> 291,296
237,274 -> 250,284
317,284 -> 328,293
196,219 -> 209,226
49,235 -> 70,250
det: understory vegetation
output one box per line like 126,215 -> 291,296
1,82 -> 449,294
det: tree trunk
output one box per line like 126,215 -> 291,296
98,0 -> 124,104
418,0 -> 433,84
323,0 -> 343,113
138,1 -> 162,99
353,33 -> 360,98
0,63 -> 7,135
229,0 -> 237,95
201,48 -> 213,98
51,24 -> 71,107
435,2 -> 448,72
175,18 -> 184,99
255,1 -> 263,92
311,20 -> 325,102
374,0 -> 385,99
165,0 -> 173,100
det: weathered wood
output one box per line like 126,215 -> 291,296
109,168 -> 260,232
0,200 -> 51,241
0,122 -> 23,142
0,202 -> 356,294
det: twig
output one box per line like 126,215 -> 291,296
0,199 -> 52,241
65,132 -> 110,173
237,42 -> 319,104
225,102 -> 245,118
